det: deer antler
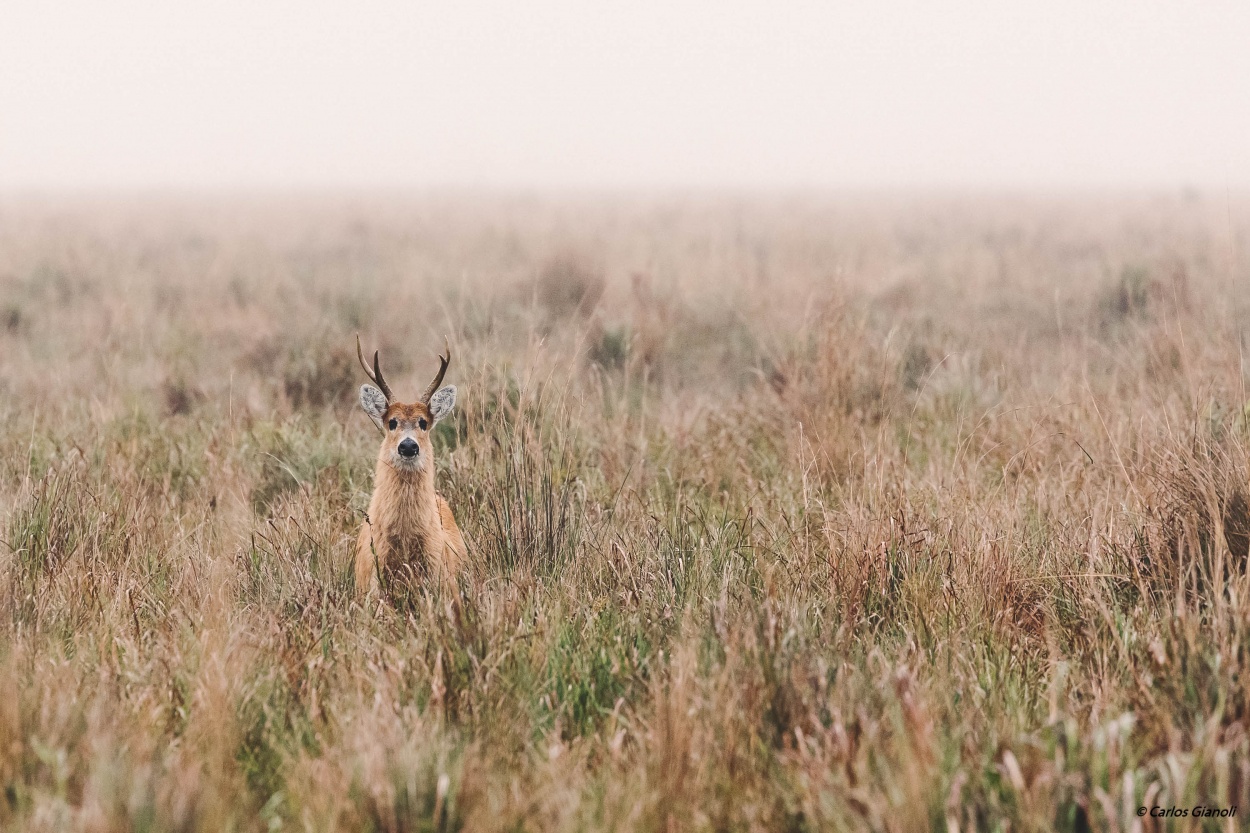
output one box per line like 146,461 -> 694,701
356,334 -> 394,403
420,336 -> 451,404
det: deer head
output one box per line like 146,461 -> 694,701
357,335 -> 456,472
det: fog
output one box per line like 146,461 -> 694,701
3,1 -> 1248,190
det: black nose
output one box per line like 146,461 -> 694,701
398,438 -> 418,458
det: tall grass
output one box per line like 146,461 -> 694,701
1,192 -> 1249,831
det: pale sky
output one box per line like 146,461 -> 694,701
2,1 -> 1249,190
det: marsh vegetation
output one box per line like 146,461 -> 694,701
1,192 -> 1249,831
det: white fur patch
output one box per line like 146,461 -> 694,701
359,384 -> 388,420
428,385 -> 457,422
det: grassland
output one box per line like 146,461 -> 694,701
2,191 -> 1249,831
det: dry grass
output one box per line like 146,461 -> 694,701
1,191 -> 1249,831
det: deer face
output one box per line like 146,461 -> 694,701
357,336 -> 456,473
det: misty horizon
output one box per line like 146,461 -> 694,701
4,1 -> 1249,191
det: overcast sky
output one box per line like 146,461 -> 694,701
2,1 -> 1248,190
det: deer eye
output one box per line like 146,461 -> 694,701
418,418 -> 428,431
387,418 -> 398,430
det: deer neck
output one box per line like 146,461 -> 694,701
372,454 -> 436,508
365,454 -> 443,577
370,450 -> 438,536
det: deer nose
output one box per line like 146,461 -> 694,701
397,438 -> 419,458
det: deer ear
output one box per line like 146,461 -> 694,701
360,385 -> 387,420
428,385 -> 456,422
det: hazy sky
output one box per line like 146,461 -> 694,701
3,1 -> 1249,190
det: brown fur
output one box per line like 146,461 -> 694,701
355,401 -> 467,595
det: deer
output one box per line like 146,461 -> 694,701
354,335 -> 467,596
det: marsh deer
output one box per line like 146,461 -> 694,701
355,335 -> 466,595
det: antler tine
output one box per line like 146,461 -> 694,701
420,336 -> 451,404
356,334 -> 394,402
355,335 -> 374,383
